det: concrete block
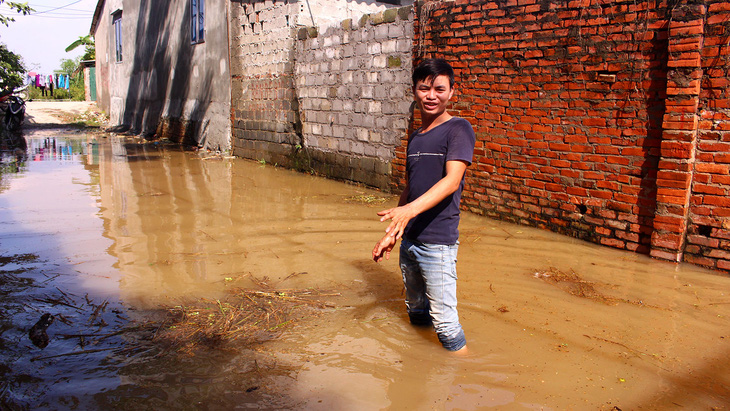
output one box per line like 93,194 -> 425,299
368,101 -> 382,114
384,9 -> 398,23
398,6 -> 411,21
371,11 -> 384,25
338,138 -> 351,153
377,147 -> 394,162
375,24 -> 389,40
387,55 -> 402,68
359,14 -> 369,27
382,39 -> 398,53
362,116 -> 375,128
364,146 -> 378,157
397,39 -> 411,53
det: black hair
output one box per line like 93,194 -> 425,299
412,58 -> 455,88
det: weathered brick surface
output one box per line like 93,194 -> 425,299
295,9 -> 413,188
229,1 -> 301,162
410,0 -> 730,272
229,1 -> 412,189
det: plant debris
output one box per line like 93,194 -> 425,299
131,285 -> 340,356
344,194 -> 390,206
533,267 -> 615,304
532,267 -> 664,309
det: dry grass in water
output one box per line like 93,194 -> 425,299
533,267 -> 616,304
344,194 -> 390,206
148,286 -> 339,355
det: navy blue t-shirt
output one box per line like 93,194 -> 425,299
404,117 -> 476,245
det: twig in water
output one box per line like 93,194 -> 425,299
31,347 -> 116,362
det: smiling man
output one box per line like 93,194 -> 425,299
372,58 -> 476,352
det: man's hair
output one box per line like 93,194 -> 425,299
412,58 -> 455,88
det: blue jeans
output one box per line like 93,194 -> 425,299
400,238 -> 466,351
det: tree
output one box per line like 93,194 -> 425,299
0,1 -> 32,27
65,35 -> 95,61
60,57 -> 80,76
0,44 -> 25,91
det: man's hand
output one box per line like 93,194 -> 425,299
372,234 -> 397,262
377,203 -> 418,241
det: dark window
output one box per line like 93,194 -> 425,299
191,0 -> 205,44
112,11 -> 122,62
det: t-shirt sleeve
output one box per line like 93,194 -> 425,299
446,118 -> 476,165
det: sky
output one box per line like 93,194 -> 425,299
0,0 -> 99,76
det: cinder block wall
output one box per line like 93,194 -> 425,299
229,1 -> 302,165
294,8 -> 413,189
410,0 -> 730,271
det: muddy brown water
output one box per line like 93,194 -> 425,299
1,126 -> 730,410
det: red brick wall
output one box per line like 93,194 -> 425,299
406,0 -> 730,271
685,1 -> 730,270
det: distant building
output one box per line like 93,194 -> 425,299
90,0 -> 232,151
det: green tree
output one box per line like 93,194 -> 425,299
65,35 -> 95,61
0,44 -> 25,91
0,1 -> 32,27
60,57 -> 80,76
0,1 -> 32,92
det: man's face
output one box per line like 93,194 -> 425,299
414,74 -> 454,118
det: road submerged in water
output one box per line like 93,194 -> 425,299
1,102 -> 729,410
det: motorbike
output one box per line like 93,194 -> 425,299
0,85 -> 27,132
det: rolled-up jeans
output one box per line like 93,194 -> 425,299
399,237 -> 466,351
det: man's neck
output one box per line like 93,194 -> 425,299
421,112 -> 453,133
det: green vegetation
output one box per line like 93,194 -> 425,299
0,1 -> 32,26
65,35 -> 95,61
0,44 -> 25,91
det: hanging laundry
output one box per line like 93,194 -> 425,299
35,74 -> 40,87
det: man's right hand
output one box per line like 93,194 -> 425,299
372,234 -> 397,262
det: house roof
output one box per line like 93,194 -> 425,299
89,0 -> 105,35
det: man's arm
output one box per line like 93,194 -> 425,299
377,159 -> 468,241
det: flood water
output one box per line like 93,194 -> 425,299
1,126 -> 730,410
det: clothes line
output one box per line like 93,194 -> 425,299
26,72 -> 71,91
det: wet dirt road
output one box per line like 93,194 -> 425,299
1,111 -> 730,409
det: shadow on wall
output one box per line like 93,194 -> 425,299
636,23 -> 669,254
122,0 -> 213,147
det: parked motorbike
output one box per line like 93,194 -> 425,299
0,86 -> 27,150
0,86 -> 26,132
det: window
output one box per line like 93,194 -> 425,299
191,0 -> 204,44
112,11 -> 122,62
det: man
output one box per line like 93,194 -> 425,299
372,58 -> 476,352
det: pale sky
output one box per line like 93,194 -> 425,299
0,0 -> 99,76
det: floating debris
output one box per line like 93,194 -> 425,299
29,313 -> 55,348
134,284 -> 340,356
344,194 -> 390,206
533,267 -> 615,304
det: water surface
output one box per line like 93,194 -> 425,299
1,127 -> 729,409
